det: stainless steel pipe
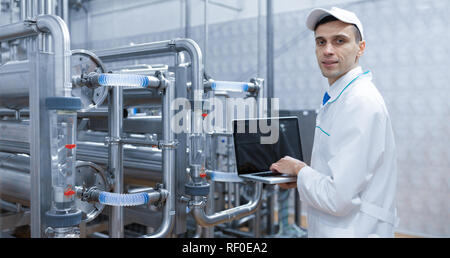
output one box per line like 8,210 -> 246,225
143,76 -> 176,238
108,86 -> 124,238
192,182 -> 263,227
0,152 -> 31,205
35,14 -> 71,97
0,15 -> 71,105
95,38 -> 205,180
0,21 -> 38,42
0,61 -> 30,109
0,152 -> 165,207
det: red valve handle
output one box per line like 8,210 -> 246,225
65,144 -> 76,149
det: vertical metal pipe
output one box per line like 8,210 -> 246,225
295,189 -> 301,226
185,0 -> 191,38
108,87 -> 124,238
62,0 -> 69,23
29,33 -> 51,238
266,0 -> 275,234
26,0 -> 31,17
266,185 -> 274,235
204,180 -> 215,238
227,182 -> 232,209
235,183 -> 240,207
145,76 -> 176,238
38,0 -> 44,13
37,0 -> 46,52
47,0 -> 54,52
254,203 -> 261,237
38,0 -> 53,52
226,135 -> 233,210
29,14 -> 72,238
27,0 -> 36,18
45,0 -> 54,14
9,41 -> 18,61
20,0 -> 26,20
266,0 -> 274,116
257,0 -> 263,78
35,15 -> 72,97
85,7 -> 90,49
10,0 -> 14,23
204,0 -> 208,69
205,132 -> 217,238
193,225 -> 202,238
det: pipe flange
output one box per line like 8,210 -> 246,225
74,161 -> 109,223
71,49 -> 109,112
184,183 -> 210,196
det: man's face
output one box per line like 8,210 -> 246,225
314,20 -> 365,85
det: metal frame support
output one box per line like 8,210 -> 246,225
107,86 -> 124,238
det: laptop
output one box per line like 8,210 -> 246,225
232,117 -> 303,184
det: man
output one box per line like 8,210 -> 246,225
270,7 -> 398,237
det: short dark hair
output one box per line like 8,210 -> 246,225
314,15 -> 362,42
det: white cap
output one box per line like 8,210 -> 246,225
306,7 -> 364,40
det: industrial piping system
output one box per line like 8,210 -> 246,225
0,7 -> 267,236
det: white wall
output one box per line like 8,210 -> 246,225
69,0 -> 357,48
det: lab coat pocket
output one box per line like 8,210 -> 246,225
315,219 -> 356,238
314,124 -> 332,162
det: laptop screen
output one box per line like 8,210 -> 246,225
233,117 -> 303,175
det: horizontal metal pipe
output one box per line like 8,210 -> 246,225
0,139 -> 164,182
0,21 -> 38,42
192,182 -> 263,227
0,61 -> 30,109
0,151 -> 166,205
0,118 -> 162,145
94,40 -> 174,62
0,153 -> 31,204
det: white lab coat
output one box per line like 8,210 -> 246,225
297,66 -> 399,238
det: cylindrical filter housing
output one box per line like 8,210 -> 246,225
49,109 -> 78,211
45,97 -> 82,236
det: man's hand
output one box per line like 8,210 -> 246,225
270,156 -> 306,189
270,156 -> 306,176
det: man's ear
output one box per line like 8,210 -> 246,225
357,40 -> 366,57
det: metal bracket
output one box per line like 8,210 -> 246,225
104,136 -> 121,146
168,40 -> 176,49
24,18 -> 37,26
190,196 -> 208,208
158,140 -> 179,150
152,184 -> 166,208
179,195 -> 191,203
154,70 -> 169,92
